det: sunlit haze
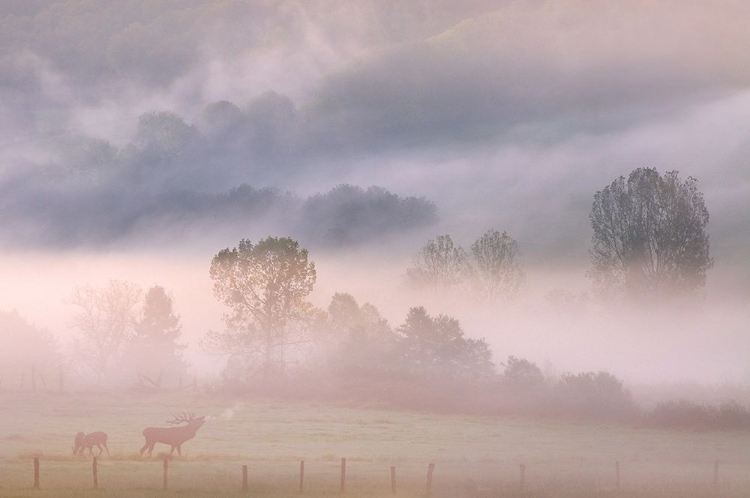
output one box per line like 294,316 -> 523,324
1,2 -> 750,496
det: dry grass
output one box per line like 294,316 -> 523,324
0,390 -> 749,497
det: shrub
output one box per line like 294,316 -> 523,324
647,399 -> 750,430
501,356 -> 545,390
554,371 -> 638,422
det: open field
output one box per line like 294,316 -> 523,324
1,390 -> 749,497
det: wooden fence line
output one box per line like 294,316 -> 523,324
22,457 -> 740,494
299,460 -> 305,494
426,462 -> 435,497
33,457 -> 39,489
340,457 -> 346,493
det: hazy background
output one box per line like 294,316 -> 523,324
1,0 -> 749,388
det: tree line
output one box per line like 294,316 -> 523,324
1,167 -> 728,425
407,168 -> 713,304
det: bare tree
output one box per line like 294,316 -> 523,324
589,168 -> 713,301
406,235 -> 467,290
466,229 -> 525,302
70,280 -> 142,384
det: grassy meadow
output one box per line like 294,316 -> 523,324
0,390 -> 749,497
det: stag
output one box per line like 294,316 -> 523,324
140,413 -> 206,456
72,431 -> 109,456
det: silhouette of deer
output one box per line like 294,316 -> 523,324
140,413 -> 206,456
72,431 -> 109,456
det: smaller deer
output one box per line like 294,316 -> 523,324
72,431 -> 109,456
140,413 -> 206,456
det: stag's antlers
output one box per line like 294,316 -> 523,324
166,413 -> 197,425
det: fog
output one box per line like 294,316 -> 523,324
1,0 -> 749,399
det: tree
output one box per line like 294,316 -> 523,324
69,280 -> 142,384
123,285 -> 187,387
323,293 -> 396,372
555,371 -> 636,421
131,111 -> 198,165
0,310 -> 60,384
302,185 -> 437,246
501,355 -> 544,390
202,236 -> 317,382
466,229 -> 525,302
589,168 -> 713,301
396,307 -> 494,380
406,235 -> 467,290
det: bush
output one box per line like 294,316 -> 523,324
553,371 -> 638,422
647,399 -> 750,430
501,356 -> 545,390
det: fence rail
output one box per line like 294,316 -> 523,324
16,456 -> 741,496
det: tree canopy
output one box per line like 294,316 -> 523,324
396,306 -> 494,381
405,235 -> 467,290
467,229 -> 525,302
123,285 -> 187,386
203,236 -> 317,382
589,168 -> 713,301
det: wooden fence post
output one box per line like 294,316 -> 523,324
242,464 -> 248,492
616,460 -> 620,492
340,458 -> 346,493
33,457 -> 40,489
299,460 -> 305,494
93,456 -> 98,489
713,460 -> 719,492
426,463 -> 435,497
520,463 -> 526,496
390,465 -> 396,495
163,457 -> 169,490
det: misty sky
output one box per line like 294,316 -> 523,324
1,1 -> 749,384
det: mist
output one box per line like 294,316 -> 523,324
1,0 -> 750,425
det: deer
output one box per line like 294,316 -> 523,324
140,413 -> 206,456
72,431 -> 109,456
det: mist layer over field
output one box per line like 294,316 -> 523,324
0,0 -> 749,446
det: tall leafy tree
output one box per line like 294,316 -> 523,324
324,292 -> 396,371
69,280 -> 142,384
466,229 -> 525,302
124,285 -> 187,386
396,307 -> 494,380
589,168 -> 713,301
202,236 -> 317,381
406,235 -> 467,290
